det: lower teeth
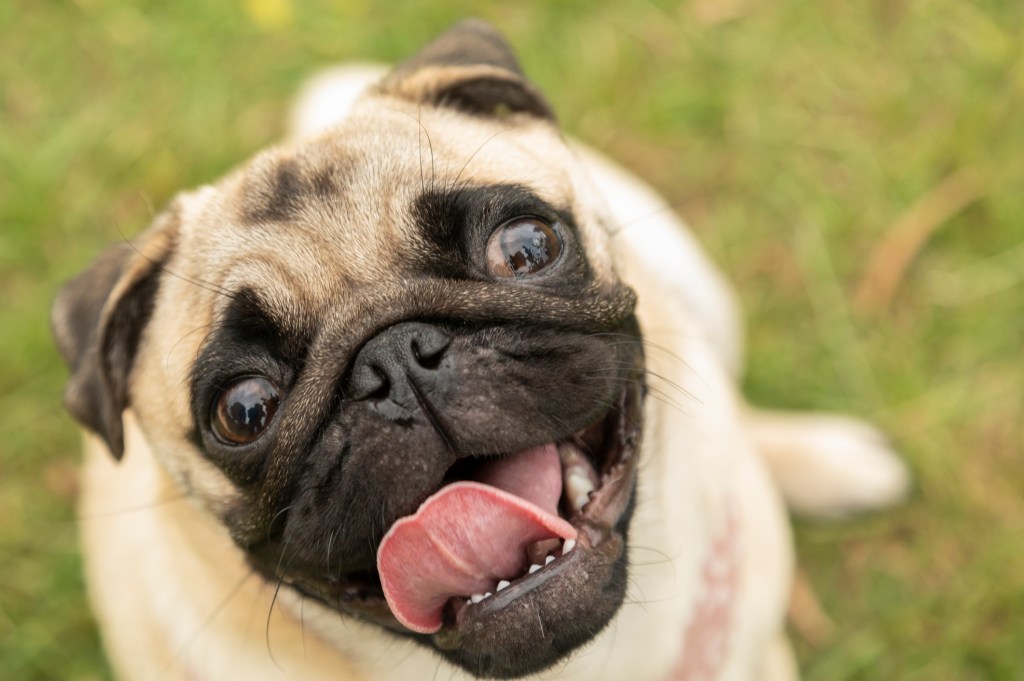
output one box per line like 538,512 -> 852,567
467,538 -> 576,605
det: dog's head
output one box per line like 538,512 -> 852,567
53,20 -> 646,678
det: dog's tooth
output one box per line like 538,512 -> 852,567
470,593 -> 485,604
528,563 -> 542,574
496,580 -> 511,591
566,470 -> 595,512
545,555 -> 555,565
560,444 -> 599,479
558,441 -> 581,464
484,592 -> 492,599
563,538 -> 577,554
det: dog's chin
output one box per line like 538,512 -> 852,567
287,378 -> 643,679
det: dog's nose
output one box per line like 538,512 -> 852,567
347,323 -> 452,413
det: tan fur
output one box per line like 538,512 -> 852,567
125,97 -> 624,526
66,29 -> 907,681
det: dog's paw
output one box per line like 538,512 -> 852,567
748,410 -> 911,519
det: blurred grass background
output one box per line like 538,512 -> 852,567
2,0 -> 1022,679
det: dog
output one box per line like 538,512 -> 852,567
52,20 -> 908,681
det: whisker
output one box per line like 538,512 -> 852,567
115,223 -> 237,301
448,129 -> 508,199
386,104 -> 437,192
266,522 -> 300,673
76,492 -> 190,520
604,181 -> 731,238
157,569 -> 253,680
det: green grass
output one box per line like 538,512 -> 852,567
2,1 -> 1022,679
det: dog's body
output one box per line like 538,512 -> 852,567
57,22 -> 907,681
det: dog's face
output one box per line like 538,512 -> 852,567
54,21 -> 646,679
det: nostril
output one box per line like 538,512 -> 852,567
411,334 -> 450,371
347,323 -> 451,406
349,364 -> 391,401
365,368 -> 391,400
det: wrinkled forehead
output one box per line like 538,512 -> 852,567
344,98 -> 577,193
173,97 -> 612,329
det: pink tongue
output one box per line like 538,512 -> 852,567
376,444 -> 576,633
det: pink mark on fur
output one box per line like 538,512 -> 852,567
668,508 -> 739,681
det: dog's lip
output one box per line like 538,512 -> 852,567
289,373 -> 643,636
436,377 -> 642,633
435,516 -> 620,637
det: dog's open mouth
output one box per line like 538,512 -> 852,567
301,376 -> 643,642
378,375 -> 642,634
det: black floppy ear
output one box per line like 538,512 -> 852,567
378,19 -> 556,121
52,211 -> 178,460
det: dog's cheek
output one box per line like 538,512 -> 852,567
278,418 -> 456,575
126,273 -> 248,512
438,339 -> 619,452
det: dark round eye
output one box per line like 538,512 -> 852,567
211,377 -> 280,445
485,217 -> 563,278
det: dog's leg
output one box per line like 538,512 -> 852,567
746,409 -> 910,518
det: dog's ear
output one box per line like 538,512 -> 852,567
378,19 -> 555,121
52,209 -> 178,460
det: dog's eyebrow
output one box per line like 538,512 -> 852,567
239,154 -> 347,225
217,287 -> 313,367
241,157 -> 305,224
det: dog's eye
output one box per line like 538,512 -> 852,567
486,217 -> 562,278
212,377 -> 280,445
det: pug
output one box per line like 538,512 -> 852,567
52,20 -> 908,681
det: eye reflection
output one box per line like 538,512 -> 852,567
486,217 -> 562,278
212,376 -> 280,445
